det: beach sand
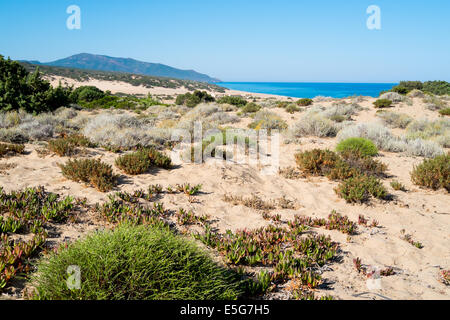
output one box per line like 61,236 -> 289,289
2,77 -> 449,300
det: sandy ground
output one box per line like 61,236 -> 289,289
1,80 -> 449,300
46,76 -> 292,101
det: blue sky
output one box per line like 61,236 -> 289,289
1,0 -> 449,82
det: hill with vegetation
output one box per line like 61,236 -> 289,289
24,53 -> 221,83
20,61 -> 225,93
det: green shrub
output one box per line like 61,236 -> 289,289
336,137 -> 378,157
373,99 -> 393,108
285,104 -> 300,114
70,86 -> 105,103
439,108 -> 450,116
0,56 -> 71,113
390,180 -> 406,191
422,81 -> 450,95
247,110 -> 288,132
145,148 -> 172,169
115,152 -> 152,175
339,150 -> 387,177
32,223 -> 244,300
297,98 -> 313,106
295,149 -> 339,176
48,135 -> 94,156
175,90 -> 215,108
115,148 -> 171,175
410,154 -> 449,191
48,138 -> 75,156
241,102 -> 261,113
0,143 -> 25,157
335,175 -> 388,203
59,158 -> 118,192
217,96 -> 247,107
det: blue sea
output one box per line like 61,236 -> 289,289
218,82 -> 397,99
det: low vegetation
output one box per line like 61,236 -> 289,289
295,149 -> 389,203
115,148 -> 172,175
176,90 -> 215,108
410,154 -> 449,192
297,98 -> 313,106
0,186 -> 78,292
217,95 -> 247,107
59,158 -> 118,192
0,142 -> 25,157
32,223 -> 245,300
336,137 -> 378,157
47,134 -> 94,156
388,80 -> 450,96
373,99 -> 393,108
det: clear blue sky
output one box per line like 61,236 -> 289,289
1,0 -> 449,82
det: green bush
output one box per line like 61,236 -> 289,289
390,180 -> 406,191
217,95 -> 247,107
0,142 -> 25,157
389,81 -> 450,96
336,137 -> 378,157
297,98 -> 313,106
335,175 -> 388,203
241,102 -> 261,113
115,148 -> 171,175
48,135 -> 94,156
410,154 -> 449,191
69,86 -> 105,103
439,108 -> 450,116
422,81 -> 450,95
59,158 -> 118,192
48,138 -> 75,157
285,104 -> 300,114
0,55 -> 71,113
373,99 -> 393,108
339,150 -> 387,177
176,90 -> 215,108
295,149 -> 339,176
32,223 -> 245,300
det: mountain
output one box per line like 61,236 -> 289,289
28,53 -> 221,83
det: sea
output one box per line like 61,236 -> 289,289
218,82 -> 397,99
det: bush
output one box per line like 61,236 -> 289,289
337,123 -> 444,158
379,92 -> 403,103
390,180 -> 406,191
58,158 -> 118,192
297,98 -> 313,106
48,135 -> 94,156
295,149 -> 339,176
217,96 -> 247,107
115,148 -> 172,174
376,111 -> 413,129
0,56 -> 71,113
373,99 -> 393,108
176,91 -> 215,108
285,104 -> 300,114
241,102 -> 261,113
336,137 -> 378,157
32,223 -> 244,300
289,115 -> 338,138
247,110 -> 288,132
439,108 -> 450,116
422,81 -> 450,96
339,150 -> 387,177
410,154 -> 449,191
0,142 -> 25,157
69,86 -> 105,103
48,138 -> 75,156
335,175 -> 388,203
